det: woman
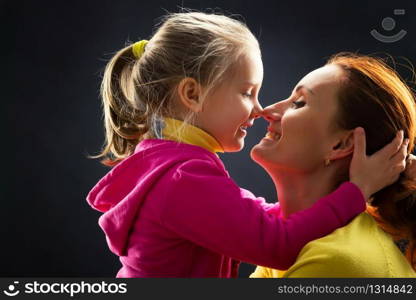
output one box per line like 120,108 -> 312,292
250,53 -> 416,277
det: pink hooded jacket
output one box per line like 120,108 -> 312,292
87,139 -> 365,277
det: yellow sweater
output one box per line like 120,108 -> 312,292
251,212 -> 416,278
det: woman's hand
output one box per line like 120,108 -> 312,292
349,127 -> 408,200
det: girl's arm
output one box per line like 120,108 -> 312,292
239,188 -> 277,212
159,159 -> 364,270
160,129 -> 406,270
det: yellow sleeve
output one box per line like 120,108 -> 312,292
251,214 -> 402,278
282,242 -> 379,278
250,249 -> 372,278
249,244 -> 362,278
250,266 -> 272,278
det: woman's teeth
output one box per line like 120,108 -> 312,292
265,131 -> 281,141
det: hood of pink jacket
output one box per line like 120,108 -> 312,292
86,139 -> 213,256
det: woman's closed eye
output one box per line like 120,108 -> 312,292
291,99 -> 306,109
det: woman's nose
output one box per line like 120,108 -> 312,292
262,102 -> 282,122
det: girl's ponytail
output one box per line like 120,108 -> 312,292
92,44 -> 151,167
90,12 -> 261,167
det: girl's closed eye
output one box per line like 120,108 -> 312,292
242,92 -> 252,97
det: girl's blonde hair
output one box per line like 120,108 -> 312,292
91,12 -> 260,166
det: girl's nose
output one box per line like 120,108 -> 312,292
262,102 -> 282,122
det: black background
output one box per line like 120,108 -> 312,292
4,0 -> 416,277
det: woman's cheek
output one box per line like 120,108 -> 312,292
281,112 -> 302,139
283,113 -> 316,151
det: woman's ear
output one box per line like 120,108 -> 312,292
328,130 -> 355,161
177,77 -> 203,113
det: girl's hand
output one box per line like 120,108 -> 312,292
404,154 -> 416,180
349,127 -> 408,200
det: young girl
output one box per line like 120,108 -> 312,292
87,12 -> 407,277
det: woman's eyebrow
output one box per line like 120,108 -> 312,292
295,85 -> 315,95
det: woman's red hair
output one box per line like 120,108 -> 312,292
328,53 -> 416,237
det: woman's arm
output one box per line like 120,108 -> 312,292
250,265 -> 273,278
281,249 -> 361,278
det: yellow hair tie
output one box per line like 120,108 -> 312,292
132,40 -> 148,59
